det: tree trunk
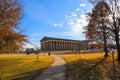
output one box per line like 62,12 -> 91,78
115,33 -> 120,62
102,24 -> 109,57
103,32 -> 109,57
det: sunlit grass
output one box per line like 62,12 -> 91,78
0,53 -> 54,80
60,53 -> 104,63
59,53 -> 119,80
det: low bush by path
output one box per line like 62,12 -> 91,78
0,54 -> 54,80
60,53 -> 120,80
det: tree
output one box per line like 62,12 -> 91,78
87,0 -> 120,62
0,0 -> 27,53
106,0 -> 120,62
86,0 -> 110,57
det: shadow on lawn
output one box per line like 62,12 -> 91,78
11,68 -> 45,80
11,57 -> 119,80
12,64 -> 65,80
65,58 -> 107,80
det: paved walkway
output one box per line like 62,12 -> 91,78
35,55 -> 66,80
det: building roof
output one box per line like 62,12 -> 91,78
40,36 -> 87,42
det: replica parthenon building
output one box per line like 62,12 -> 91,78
40,37 -> 88,51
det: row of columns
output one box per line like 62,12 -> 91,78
41,40 -> 85,51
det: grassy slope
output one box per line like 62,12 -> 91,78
0,54 -> 54,80
60,53 -> 120,80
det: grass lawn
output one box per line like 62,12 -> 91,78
0,53 -> 54,80
60,53 -> 120,80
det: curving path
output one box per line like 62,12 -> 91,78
35,55 -> 66,80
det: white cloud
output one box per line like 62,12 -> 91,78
71,12 -> 77,17
68,21 -> 74,25
65,15 -> 73,19
64,12 -> 88,37
54,23 -> 63,28
82,11 -> 85,13
65,15 -> 69,19
75,8 -> 80,11
54,24 -> 57,27
80,4 -> 86,7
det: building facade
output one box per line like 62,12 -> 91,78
40,37 -> 88,51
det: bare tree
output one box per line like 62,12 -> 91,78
104,0 -> 120,62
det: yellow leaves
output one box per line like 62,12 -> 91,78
0,0 -> 26,53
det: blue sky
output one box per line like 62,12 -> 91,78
20,0 -> 93,48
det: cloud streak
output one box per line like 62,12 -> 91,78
75,8 -> 80,11
80,4 -> 86,7
54,23 -> 63,28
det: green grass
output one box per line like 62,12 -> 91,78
0,54 -> 54,80
60,53 -> 120,80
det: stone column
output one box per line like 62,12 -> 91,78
63,42 -> 64,50
51,41 -> 52,51
55,41 -> 57,50
67,42 -> 68,50
43,43 -> 45,51
74,43 -> 75,51
47,42 -> 49,51
63,42 -> 65,50
46,42 -> 48,50
57,41 -> 58,50
68,42 -> 69,50
44,42 -> 46,51
52,41 -> 54,50
54,41 -> 56,50
64,42 -> 66,50
59,41 -> 61,50
62,42 -> 64,50
56,41 -> 58,50
68,42 -> 70,50
65,42 -> 67,50
58,41 -> 59,50
70,42 -> 72,50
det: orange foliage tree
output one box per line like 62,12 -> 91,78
0,0 -> 27,53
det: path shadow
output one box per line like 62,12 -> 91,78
35,64 -> 65,80
11,64 -> 65,80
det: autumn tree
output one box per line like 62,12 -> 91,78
86,0 -> 110,57
0,0 -> 27,53
87,0 -> 120,62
